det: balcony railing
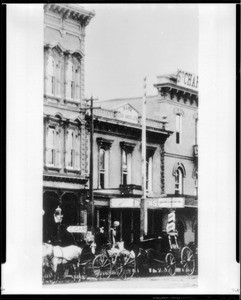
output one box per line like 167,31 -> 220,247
193,145 -> 198,158
119,184 -> 142,195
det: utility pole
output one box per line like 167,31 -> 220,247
84,96 -> 99,234
140,77 -> 147,239
90,96 -> 94,234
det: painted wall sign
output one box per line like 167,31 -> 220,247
177,69 -> 198,91
115,104 -> 139,124
67,225 -> 87,233
110,198 -> 141,208
146,198 -> 185,209
94,200 -> 109,206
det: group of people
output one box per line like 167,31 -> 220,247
95,220 -> 121,252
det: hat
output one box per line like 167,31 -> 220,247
113,221 -> 120,227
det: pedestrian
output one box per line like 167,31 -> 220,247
95,226 -> 108,253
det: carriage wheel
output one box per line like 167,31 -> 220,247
115,250 -> 136,280
79,260 -> 92,281
165,253 -> 176,276
181,246 -> 195,275
92,254 -> 112,279
42,265 -> 54,283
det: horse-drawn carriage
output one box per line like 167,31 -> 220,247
42,237 -> 136,283
135,231 -> 195,276
42,228 -> 195,283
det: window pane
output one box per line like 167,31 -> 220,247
100,149 -> 105,170
123,173 -> 127,186
122,150 -> 127,170
66,130 -> 74,167
46,127 -> 54,164
176,132 -> 180,144
100,173 -> 105,189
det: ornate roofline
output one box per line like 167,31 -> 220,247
44,4 -> 95,26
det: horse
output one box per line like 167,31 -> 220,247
42,241 -> 97,283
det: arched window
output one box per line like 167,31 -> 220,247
175,167 -> 184,195
176,114 -> 182,144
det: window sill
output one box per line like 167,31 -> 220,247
45,165 -> 62,171
64,167 -> 81,174
64,98 -> 80,104
44,94 -> 61,101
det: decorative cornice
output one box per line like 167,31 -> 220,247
43,174 -> 88,185
44,4 -> 95,27
120,141 -> 136,153
96,137 -> 114,150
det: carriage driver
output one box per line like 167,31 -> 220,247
110,221 -> 122,249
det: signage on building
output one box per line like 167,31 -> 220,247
94,200 -> 109,206
67,225 -> 87,233
146,198 -> 185,209
110,198 -> 141,208
115,104 -> 139,124
177,69 -> 198,92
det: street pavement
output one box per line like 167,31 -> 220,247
43,272 -> 198,293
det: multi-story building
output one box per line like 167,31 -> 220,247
90,102 -> 172,248
94,71 -> 198,246
42,4 -> 94,243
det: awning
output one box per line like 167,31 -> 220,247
109,197 -> 197,209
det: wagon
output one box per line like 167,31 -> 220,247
167,232 -> 196,275
136,236 -> 176,276
80,242 -> 136,280
135,232 -> 195,276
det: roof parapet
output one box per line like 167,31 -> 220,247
44,4 -> 95,26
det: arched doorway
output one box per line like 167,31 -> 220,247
43,191 -> 59,243
176,219 -> 185,247
61,192 -> 79,226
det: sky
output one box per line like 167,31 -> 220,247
83,4 -> 199,100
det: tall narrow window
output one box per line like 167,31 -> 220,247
55,63 -> 61,97
176,114 -> 182,144
146,156 -> 153,192
194,171 -> 198,197
122,150 -> 132,185
66,130 -> 75,168
97,138 -> 113,189
46,56 -> 55,95
99,149 -> 106,189
175,167 -> 184,195
120,142 -> 135,186
55,131 -> 61,167
75,67 -> 81,100
195,118 -> 198,145
66,61 -> 74,100
122,150 -> 128,185
46,127 -> 55,165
